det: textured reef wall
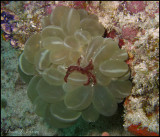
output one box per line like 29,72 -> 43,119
1,1 -> 159,136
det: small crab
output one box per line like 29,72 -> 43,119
64,57 -> 97,86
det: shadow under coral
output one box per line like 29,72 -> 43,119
55,102 -> 124,136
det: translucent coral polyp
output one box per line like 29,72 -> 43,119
18,6 -> 132,128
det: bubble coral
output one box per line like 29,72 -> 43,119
18,6 -> 132,128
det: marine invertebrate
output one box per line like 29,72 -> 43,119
1,10 -> 18,35
1,9 -> 19,48
18,6 -> 132,128
64,57 -> 96,86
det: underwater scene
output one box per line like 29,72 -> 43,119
1,1 -> 159,136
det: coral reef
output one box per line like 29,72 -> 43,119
1,1 -> 159,136
88,1 -> 159,135
18,6 -> 131,128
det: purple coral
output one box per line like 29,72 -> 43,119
1,10 -> 18,34
1,10 -> 19,48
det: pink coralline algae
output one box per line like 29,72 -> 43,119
125,1 -> 147,14
105,29 -> 125,48
118,39 -> 125,48
121,26 -> 139,42
44,1 -> 87,15
101,131 -> 110,136
70,1 -> 87,9
106,29 -> 117,39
